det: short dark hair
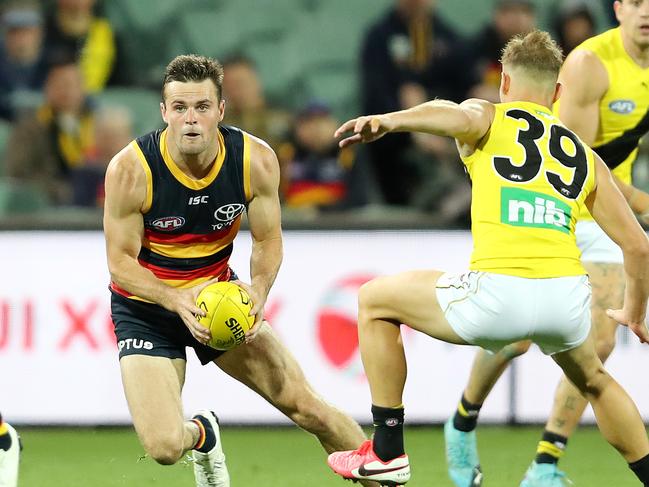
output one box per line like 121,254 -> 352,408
162,54 -> 224,102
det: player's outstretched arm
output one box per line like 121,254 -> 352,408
244,136 -> 283,340
334,98 -> 495,148
103,146 -> 211,343
587,155 -> 649,343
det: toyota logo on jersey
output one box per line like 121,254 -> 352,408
214,203 -> 245,222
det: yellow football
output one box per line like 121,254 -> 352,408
196,281 -> 254,350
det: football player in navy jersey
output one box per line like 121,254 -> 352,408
103,54 -> 375,487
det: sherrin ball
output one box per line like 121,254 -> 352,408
196,281 -> 254,350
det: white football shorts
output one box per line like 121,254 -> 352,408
435,271 -> 591,355
576,220 -> 623,264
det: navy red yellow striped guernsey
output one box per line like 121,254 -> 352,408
110,125 -> 252,301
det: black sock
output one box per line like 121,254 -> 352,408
629,454 -> 649,485
452,394 -> 482,432
192,415 -> 216,453
371,404 -> 405,462
535,431 -> 568,465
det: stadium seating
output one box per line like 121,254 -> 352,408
0,178 -> 49,215
95,87 -> 163,136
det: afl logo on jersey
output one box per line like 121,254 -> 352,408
151,216 -> 185,231
609,100 -> 635,114
214,203 -> 245,222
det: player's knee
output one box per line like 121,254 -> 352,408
358,279 -> 378,311
358,277 -> 390,315
143,435 -> 184,465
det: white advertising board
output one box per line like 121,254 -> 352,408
0,231 -> 646,424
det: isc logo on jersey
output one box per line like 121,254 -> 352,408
501,187 -> 571,234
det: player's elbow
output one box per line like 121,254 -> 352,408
622,234 -> 649,261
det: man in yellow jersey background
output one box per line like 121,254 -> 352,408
443,2 -> 649,486
104,55 -> 377,487
326,30 -> 649,487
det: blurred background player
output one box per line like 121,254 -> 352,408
327,30 -> 649,487
444,1 -> 649,485
104,54 -> 377,487
359,0 -> 473,206
0,2 -> 46,121
280,100 -> 371,212
0,413 -> 20,487
5,58 -> 96,206
469,0 -> 536,102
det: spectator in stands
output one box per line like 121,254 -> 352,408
359,0 -> 474,206
469,0 -> 536,102
0,2 -> 47,121
5,59 -> 97,206
553,1 -> 597,55
602,0 -> 617,27
281,101 -> 370,211
221,55 -> 292,153
71,105 -> 133,207
43,0 -> 124,93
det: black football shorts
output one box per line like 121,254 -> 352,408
110,269 -> 241,365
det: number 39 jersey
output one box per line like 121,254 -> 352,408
461,101 -> 596,278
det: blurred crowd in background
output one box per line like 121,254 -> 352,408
0,0 -> 633,227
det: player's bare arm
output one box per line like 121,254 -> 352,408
242,136 -> 283,340
556,49 -> 608,146
334,98 -> 495,151
103,147 -> 212,343
586,155 -> 649,342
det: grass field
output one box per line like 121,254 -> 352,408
16,425 -> 640,486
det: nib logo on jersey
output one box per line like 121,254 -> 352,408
212,203 -> 245,230
316,274 -> 376,380
501,187 -> 571,234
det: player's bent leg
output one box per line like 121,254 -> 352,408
551,336 -> 649,483
215,323 -> 381,486
332,271 -> 468,485
120,355 -> 198,465
522,262 -> 625,486
215,323 -> 367,453
544,262 -> 623,439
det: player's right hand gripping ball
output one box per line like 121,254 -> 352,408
196,282 -> 255,350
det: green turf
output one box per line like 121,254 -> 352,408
16,425 -> 640,486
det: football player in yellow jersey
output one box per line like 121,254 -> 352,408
326,31 -> 649,487
443,1 -> 649,486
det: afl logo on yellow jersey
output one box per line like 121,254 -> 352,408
609,100 -> 635,114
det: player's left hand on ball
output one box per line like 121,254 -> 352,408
606,308 -> 649,344
233,280 -> 265,342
